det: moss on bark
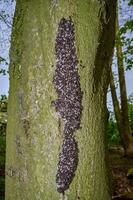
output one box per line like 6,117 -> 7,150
6,0 -> 116,199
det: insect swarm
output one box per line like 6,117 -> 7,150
53,17 -> 83,194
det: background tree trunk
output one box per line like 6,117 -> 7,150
111,6 -> 133,156
6,0 -> 116,199
110,69 -> 123,139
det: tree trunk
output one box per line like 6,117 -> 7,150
110,69 -> 123,139
6,1 -> 116,199
115,7 -> 133,156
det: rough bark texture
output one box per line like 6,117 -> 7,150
6,0 -> 116,199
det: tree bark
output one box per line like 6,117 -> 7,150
110,67 -> 133,155
110,69 -> 123,138
6,0 -> 116,199
114,7 -> 133,156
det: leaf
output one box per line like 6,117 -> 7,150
128,0 -> 133,6
0,56 -> 6,63
0,69 -> 6,75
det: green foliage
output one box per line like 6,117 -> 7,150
0,56 -> 8,75
119,20 -> 133,34
0,69 -> 6,75
117,0 -> 133,70
118,34 -> 133,70
0,95 -> 8,113
128,94 -> 133,134
0,56 -> 6,63
0,176 -> 5,199
128,0 -> 133,6
0,96 -> 7,199
0,96 -> 7,136
0,152 -> 5,166
108,94 -> 133,146
0,134 -> 6,200
107,114 -> 121,146
0,94 -> 7,147
0,95 -> 7,136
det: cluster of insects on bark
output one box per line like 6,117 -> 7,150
52,17 -> 83,193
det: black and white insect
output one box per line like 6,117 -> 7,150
53,17 -> 83,193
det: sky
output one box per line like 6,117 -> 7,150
0,0 -> 133,110
0,0 -> 15,95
